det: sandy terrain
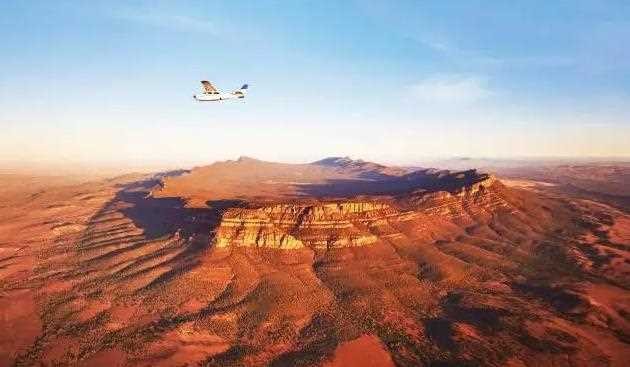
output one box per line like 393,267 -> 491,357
0,158 -> 628,366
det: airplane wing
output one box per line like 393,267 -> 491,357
200,80 -> 219,94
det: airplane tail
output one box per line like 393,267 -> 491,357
233,84 -> 248,97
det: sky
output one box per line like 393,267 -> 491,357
1,0 -> 630,168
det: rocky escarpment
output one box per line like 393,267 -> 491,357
213,202 -> 397,249
212,174 -> 514,249
405,174 -> 515,219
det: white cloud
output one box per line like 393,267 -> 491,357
119,12 -> 217,34
408,74 -> 492,103
414,34 -> 574,69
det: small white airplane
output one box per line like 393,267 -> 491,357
193,81 -> 248,102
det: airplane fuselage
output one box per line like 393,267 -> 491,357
194,92 -> 244,102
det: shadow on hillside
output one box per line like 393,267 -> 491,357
294,170 -> 488,198
114,177 -> 247,241
424,318 -> 457,350
294,178 -> 419,198
116,179 -> 212,239
92,177 -> 249,291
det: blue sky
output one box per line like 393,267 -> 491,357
1,0 -> 629,167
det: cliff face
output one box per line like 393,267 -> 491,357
408,175 -> 514,220
213,202 -> 395,249
212,175 -> 512,249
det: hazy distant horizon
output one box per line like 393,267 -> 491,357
2,154 -> 629,179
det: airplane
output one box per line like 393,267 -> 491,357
193,81 -> 248,102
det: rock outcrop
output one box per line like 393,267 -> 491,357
212,174 -> 512,249
407,174 -> 514,220
213,202 -> 395,249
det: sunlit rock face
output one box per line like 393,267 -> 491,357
212,175 -> 511,250
213,202 -> 393,249
408,176 -> 515,221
